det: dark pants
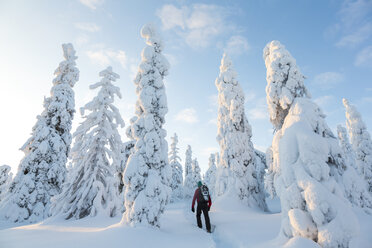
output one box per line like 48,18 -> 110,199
196,202 -> 211,231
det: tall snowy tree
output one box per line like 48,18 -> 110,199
51,66 -> 123,219
191,158 -> 202,188
117,140 -> 135,212
264,146 -> 276,199
204,154 -> 217,198
0,44 -> 79,223
183,145 -> 194,198
122,23 -> 171,227
343,98 -> 372,192
255,149 -> 267,199
337,125 -> 372,213
169,133 -> 183,202
264,40 -> 358,247
0,165 -> 12,202
215,53 -> 267,210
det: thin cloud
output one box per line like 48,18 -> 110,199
314,95 -> 335,108
75,22 -> 101,32
86,49 -> 128,69
355,45 -> 372,67
78,0 -> 104,10
312,72 -> 344,90
175,108 -> 199,123
224,35 -> 250,55
329,0 -> 372,48
247,97 -> 267,120
157,4 -> 234,49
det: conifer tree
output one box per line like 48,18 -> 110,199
183,145 -> 194,198
51,66 -> 123,219
343,98 -> 372,192
204,154 -> 217,198
337,125 -> 372,213
215,53 -> 266,210
264,40 -> 358,247
169,133 -> 183,202
122,24 -> 171,227
0,165 -> 12,202
191,158 -> 202,187
0,44 -> 79,223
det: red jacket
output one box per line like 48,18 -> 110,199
192,187 -> 212,208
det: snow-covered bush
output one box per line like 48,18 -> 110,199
215,53 -> 267,210
204,154 -> 217,198
0,165 -> 12,202
343,98 -> 372,192
337,125 -> 372,213
255,149 -> 267,199
264,40 -> 358,247
169,133 -> 183,202
122,24 -> 171,227
51,66 -> 123,219
183,145 -> 195,198
0,44 -> 79,223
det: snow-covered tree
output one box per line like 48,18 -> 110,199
264,40 -> 358,247
0,44 -> 79,223
264,146 -> 276,199
343,98 -> 372,192
168,133 -> 183,202
117,140 -> 135,211
255,149 -> 267,199
183,145 -> 195,198
122,24 -> 171,227
204,154 -> 217,198
191,158 -> 202,188
0,165 -> 12,202
337,125 -> 372,213
215,53 -> 267,210
51,66 -> 123,219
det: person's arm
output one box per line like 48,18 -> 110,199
208,195 -> 212,208
191,189 -> 198,210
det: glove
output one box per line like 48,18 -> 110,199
192,207 -> 195,212
208,206 -> 211,211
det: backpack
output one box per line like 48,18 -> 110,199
199,185 -> 210,203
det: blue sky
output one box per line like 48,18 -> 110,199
0,0 -> 371,174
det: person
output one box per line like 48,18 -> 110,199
191,181 -> 212,232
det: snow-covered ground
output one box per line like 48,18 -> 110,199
1,197 -> 371,248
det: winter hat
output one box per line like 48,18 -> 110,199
198,181 -> 202,187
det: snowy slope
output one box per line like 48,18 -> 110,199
1,199 -> 371,248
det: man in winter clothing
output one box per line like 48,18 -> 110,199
192,181 -> 212,232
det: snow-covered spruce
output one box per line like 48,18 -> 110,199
343,98 -> 372,193
215,53 -> 267,210
204,153 -> 217,198
0,165 -> 12,202
264,146 -> 276,199
191,158 -> 202,188
51,66 -> 123,219
255,149 -> 267,199
337,125 -> 372,213
117,140 -> 135,212
122,24 -> 171,227
0,44 -> 79,223
264,40 -> 358,247
169,133 -> 183,202
183,145 -> 194,198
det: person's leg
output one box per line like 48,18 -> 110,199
196,205 -> 202,228
202,205 -> 211,231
